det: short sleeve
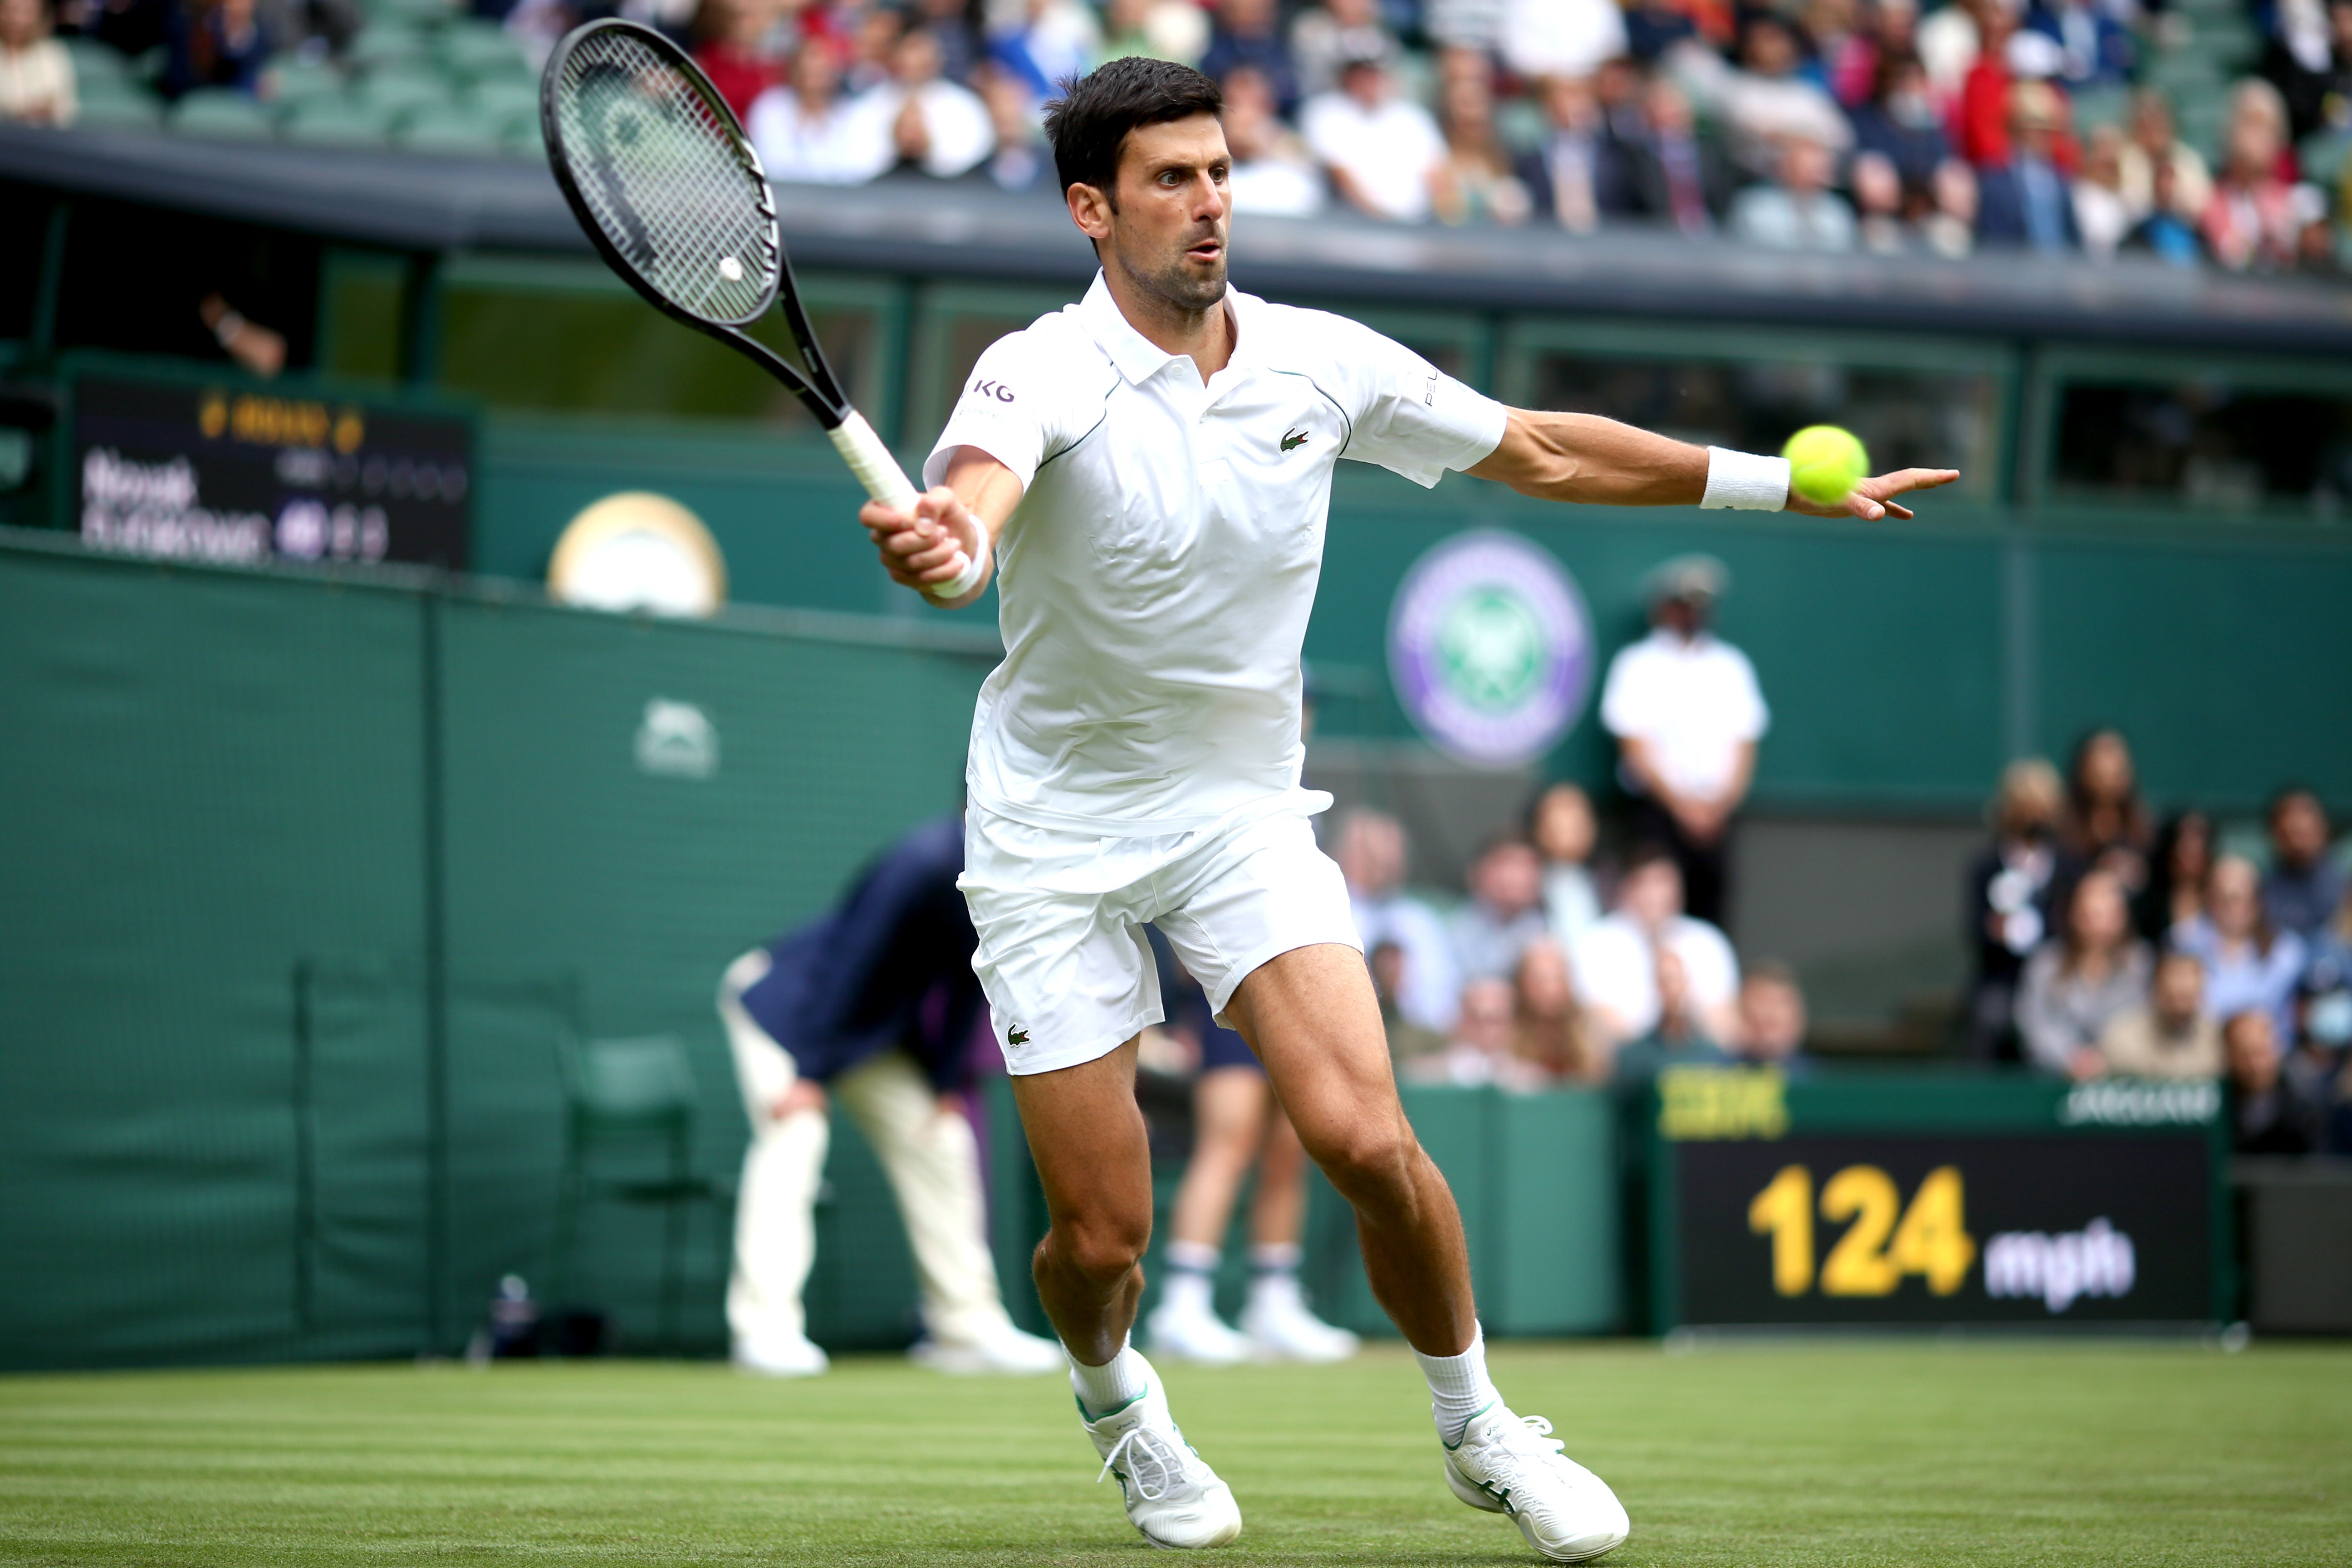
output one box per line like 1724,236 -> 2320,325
1597,643 -> 1646,738
1724,647 -> 1770,740
925,331 -> 1067,490
1334,323 -> 1508,490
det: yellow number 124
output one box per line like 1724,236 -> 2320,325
1745,1164 -> 1975,1298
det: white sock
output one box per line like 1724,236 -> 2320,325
1415,1324 -> 1499,1443
1247,1243 -> 1302,1308
1067,1337 -> 1152,1419
1161,1241 -> 1218,1318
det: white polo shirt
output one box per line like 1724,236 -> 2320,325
1597,628 -> 1769,802
926,273 -> 1507,835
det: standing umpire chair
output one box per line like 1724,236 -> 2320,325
549,1034 -> 732,1353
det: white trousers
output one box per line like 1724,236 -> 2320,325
718,948 -> 1017,1349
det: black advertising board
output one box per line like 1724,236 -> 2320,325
67,362 -> 470,569
1648,1070 -> 2229,1332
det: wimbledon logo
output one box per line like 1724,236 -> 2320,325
1387,530 -> 1592,767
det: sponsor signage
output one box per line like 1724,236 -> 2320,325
71,371 -> 470,568
1387,529 -> 1592,768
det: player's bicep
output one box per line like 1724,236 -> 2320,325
924,338 -> 1058,491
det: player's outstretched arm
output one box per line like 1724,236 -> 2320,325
859,446 -> 1025,610
1465,409 -> 1959,521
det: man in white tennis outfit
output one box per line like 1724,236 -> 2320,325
858,56 -> 1956,1562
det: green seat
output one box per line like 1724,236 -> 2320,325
172,87 -> 276,139
358,67 -> 453,119
502,111 -> 546,159
400,103 -> 508,154
62,36 -> 132,84
349,23 -> 431,69
368,0 -> 458,27
550,1034 -> 732,1354
440,20 -> 528,79
271,59 -> 346,107
465,74 -> 538,120
280,95 -> 396,146
72,89 -> 163,129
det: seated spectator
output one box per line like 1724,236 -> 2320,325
2120,149 -> 2205,265
913,0 -> 981,87
1965,757 -> 2065,1063
1914,0 -> 1984,106
1502,0 -> 1627,84
1572,845 -> 1741,1047
988,0 -> 1097,103
880,25 -> 993,177
2262,787 -> 2345,942
1334,808 -> 1459,1033
1609,947 -> 1735,1084
1730,961 -> 1814,1076
749,43 -> 895,185
2072,122 -> 2131,259
1221,64 -> 1323,215
1529,781 -> 1602,949
1406,976 -> 1550,1090
1951,0 -> 2015,168
2117,88 -> 2213,227
1922,156 -> 1979,257
1515,73 -> 1622,234
163,0 -> 270,98
969,61 -> 1049,191
1450,833 -> 1549,984
844,5 -> 905,93
1614,75 -> 1734,234
694,0 -> 783,123
2016,868 -> 2152,1078
1976,79 -> 2079,252
2057,726 -> 2151,891
2263,0 -> 2352,143
2174,856 -> 2308,1043
1301,53 -> 1446,222
1,0 -> 74,126
1433,55 -> 1532,225
1704,13 -> 1852,176
1853,147 -> 1911,252
1289,0 -> 1389,100
1622,0 -> 1697,61
1592,53 -> 1650,145
1730,132 -> 1857,251
2226,1008 -> 2322,1154
1848,49 -> 1950,196
2137,810 -> 2214,943
1098,0 -> 1206,67
2203,78 -> 2302,273
2299,885 -> 2352,1053
2021,0 -> 2130,91
2098,949 -> 2222,1079
1514,940 -> 1599,1083
1199,0 -> 1295,112
1370,939 -> 1448,1066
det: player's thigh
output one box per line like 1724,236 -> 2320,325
1223,944 -> 1413,1179
1010,1036 -> 1155,1245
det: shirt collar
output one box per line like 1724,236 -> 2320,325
1076,270 -> 1250,386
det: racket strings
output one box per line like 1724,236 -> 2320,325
552,29 -> 779,325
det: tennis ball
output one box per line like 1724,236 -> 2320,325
1781,425 -> 1869,506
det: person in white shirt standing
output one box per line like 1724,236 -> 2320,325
1300,53 -> 1447,221
1598,554 -> 1767,931
857,56 -> 1952,1560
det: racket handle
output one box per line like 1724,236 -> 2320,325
830,409 -> 980,602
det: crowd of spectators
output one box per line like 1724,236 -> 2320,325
1965,729 -> 2352,1153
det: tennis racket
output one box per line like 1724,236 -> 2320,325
539,20 -> 963,589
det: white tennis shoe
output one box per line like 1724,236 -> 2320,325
1443,1402 -> 1629,1562
1238,1276 -> 1359,1363
1080,1367 -> 1243,1548
1145,1294 -> 1252,1366
908,1318 -> 1064,1375
730,1330 -> 828,1378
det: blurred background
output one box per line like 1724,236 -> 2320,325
2,0 -> 2348,1374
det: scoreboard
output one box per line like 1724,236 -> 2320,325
1648,1069 -> 2229,1332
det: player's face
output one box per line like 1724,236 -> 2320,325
1104,114 -> 1232,314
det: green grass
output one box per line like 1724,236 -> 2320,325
1,1342 -> 2347,1565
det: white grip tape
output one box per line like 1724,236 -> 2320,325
1701,447 -> 1791,511
830,410 -> 979,600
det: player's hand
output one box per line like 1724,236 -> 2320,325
1785,468 -> 1960,521
860,485 -> 981,594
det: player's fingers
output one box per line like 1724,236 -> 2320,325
858,498 -> 916,533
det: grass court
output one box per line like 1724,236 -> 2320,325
2,1341 -> 2346,1566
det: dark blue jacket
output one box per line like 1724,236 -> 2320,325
1976,159 -> 2081,252
737,814 -> 982,1091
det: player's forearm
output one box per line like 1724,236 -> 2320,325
1469,410 -> 1711,507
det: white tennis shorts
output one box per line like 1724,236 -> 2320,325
959,798 -> 1361,1076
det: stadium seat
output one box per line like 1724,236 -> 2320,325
349,24 -> 431,69
367,0 -> 459,27
355,66 -> 454,118
502,111 -> 546,159
439,20 -> 530,81
270,59 -> 347,108
60,36 -> 131,85
170,88 -> 276,140
72,89 -> 164,131
279,96 -> 396,146
549,1034 -> 731,1354
399,105 -> 508,155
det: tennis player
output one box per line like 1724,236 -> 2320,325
860,57 -> 1956,1561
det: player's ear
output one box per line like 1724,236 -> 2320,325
1066,181 -> 1114,242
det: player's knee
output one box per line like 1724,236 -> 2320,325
1306,1117 -> 1415,1196
1053,1210 -> 1151,1287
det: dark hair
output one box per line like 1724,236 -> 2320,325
1044,56 -> 1223,201
2267,784 -> 2323,825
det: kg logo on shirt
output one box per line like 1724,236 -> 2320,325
969,377 -> 1015,403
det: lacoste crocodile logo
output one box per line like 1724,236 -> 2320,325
1281,427 -> 1309,452
1008,1026 -> 1030,1046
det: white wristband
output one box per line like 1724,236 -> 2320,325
925,533 -> 990,601
1701,447 -> 1790,511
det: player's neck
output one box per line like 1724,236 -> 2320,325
1102,264 -> 1235,385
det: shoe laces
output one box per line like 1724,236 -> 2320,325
1486,1411 -> 1567,1475
1098,1422 -> 1190,1502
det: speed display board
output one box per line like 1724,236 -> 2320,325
1649,1070 -> 2228,1332
67,363 -> 471,569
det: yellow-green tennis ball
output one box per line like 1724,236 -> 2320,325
1781,425 -> 1869,506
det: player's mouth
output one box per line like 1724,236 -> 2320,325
1185,236 -> 1224,265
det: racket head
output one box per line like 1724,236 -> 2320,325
541,20 -> 784,333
